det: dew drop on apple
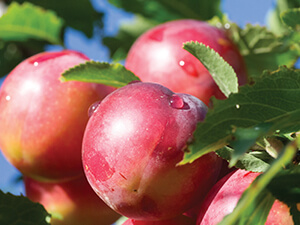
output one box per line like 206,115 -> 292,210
224,23 -> 231,29
88,101 -> 101,117
215,22 -> 222,28
169,94 -> 185,109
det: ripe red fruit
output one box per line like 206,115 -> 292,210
125,19 -> 248,106
24,175 -> 120,225
197,169 -> 293,224
0,50 -> 114,181
122,215 -> 195,225
82,82 -> 222,220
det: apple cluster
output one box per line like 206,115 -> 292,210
0,19 -> 293,225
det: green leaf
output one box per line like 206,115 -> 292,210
290,203 -> 300,225
109,0 -> 221,22
180,67 -> 300,164
216,147 -> 273,172
0,190 -> 50,225
267,0 -> 300,35
209,17 -> 299,77
267,0 -> 291,35
11,0 -> 103,38
218,140 -> 297,225
221,189 -> 276,225
183,41 -> 238,97
0,41 -> 23,78
267,166 -> 300,204
228,124 -> 273,167
61,61 -> 140,87
0,2 -> 63,45
238,25 -> 299,77
281,8 -> 300,31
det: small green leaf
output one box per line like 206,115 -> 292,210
12,0 -> 103,38
180,67 -> 300,165
216,147 -> 273,172
61,61 -> 140,87
281,8 -> 300,31
228,124 -> 272,167
240,25 -> 299,77
222,189 -> 276,225
219,140 -> 297,225
266,0 -> 300,35
267,166 -> 300,204
0,190 -> 50,225
209,16 -> 300,77
183,41 -> 238,97
109,0 -> 221,22
0,2 -> 63,45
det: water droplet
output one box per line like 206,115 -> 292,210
169,94 -> 185,109
5,95 -> 11,101
235,104 -> 240,109
216,22 -> 222,28
88,101 -> 101,117
33,62 -> 39,67
224,23 -> 231,29
46,216 -> 51,223
179,60 -> 185,66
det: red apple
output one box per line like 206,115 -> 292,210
0,50 -> 114,181
125,19 -> 248,106
24,175 -> 120,225
197,169 -> 293,224
122,215 -> 195,225
82,82 -> 222,220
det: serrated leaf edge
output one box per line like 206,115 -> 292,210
183,41 -> 238,97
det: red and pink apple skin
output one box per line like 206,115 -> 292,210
125,19 -> 248,106
0,50 -> 114,182
82,82 -> 222,221
24,175 -> 120,225
122,215 -> 195,225
197,169 -> 294,225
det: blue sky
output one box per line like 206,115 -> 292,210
0,0 -> 276,195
